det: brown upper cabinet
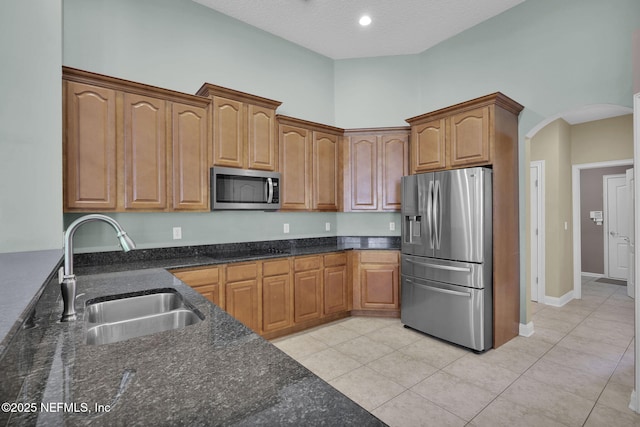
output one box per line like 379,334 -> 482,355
196,84 -> 281,171
277,115 -> 343,211
63,67 -> 211,212
343,127 -> 409,212
406,93 -> 523,174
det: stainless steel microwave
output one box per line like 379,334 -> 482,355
210,167 -> 281,210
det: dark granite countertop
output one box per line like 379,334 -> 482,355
0,237 -> 397,426
1,267 -> 386,426
0,250 -> 63,355
73,236 -> 400,275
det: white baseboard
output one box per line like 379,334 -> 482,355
543,291 -> 574,307
581,272 -> 604,278
629,390 -> 639,413
519,322 -> 534,337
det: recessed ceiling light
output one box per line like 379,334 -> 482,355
359,15 -> 372,26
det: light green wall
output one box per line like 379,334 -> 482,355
65,211 -> 400,253
334,55 -> 421,128
63,0 -> 335,124
0,0 -> 62,253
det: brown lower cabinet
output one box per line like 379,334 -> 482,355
293,256 -> 323,323
224,262 -> 260,333
261,259 -> 292,333
323,253 -> 349,315
352,250 -> 400,317
171,250 -> 396,339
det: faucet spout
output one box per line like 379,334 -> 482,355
61,214 -> 136,322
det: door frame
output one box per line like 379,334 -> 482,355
602,173 -> 628,280
572,159 -> 633,299
530,161 -> 545,303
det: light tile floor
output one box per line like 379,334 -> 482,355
271,276 -> 640,426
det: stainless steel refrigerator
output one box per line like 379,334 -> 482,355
401,167 -> 492,351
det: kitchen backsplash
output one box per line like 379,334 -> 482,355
63,211 -> 401,253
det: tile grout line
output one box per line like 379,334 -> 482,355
472,280 -> 629,426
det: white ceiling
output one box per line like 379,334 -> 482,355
193,0 -> 526,59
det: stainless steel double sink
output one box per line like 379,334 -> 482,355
84,288 -> 203,345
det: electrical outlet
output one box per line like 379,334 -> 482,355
325,222 -> 331,231
389,222 -> 396,231
283,223 -> 290,234
173,227 -> 182,240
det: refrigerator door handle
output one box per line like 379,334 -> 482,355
434,179 -> 441,249
427,180 -> 435,249
406,279 -> 472,297
405,258 -> 472,272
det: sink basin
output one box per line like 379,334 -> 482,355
86,291 -> 185,323
84,288 -> 203,345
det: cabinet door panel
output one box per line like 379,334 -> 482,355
192,283 -> 222,307
172,103 -> 208,210
324,265 -> 348,315
381,134 -> 408,211
262,274 -> 291,332
226,279 -> 259,332
279,124 -> 311,210
361,265 -> 399,309
313,132 -> 339,211
412,119 -> 446,173
350,136 -> 377,210
64,81 -> 117,210
213,96 -> 244,168
247,105 -> 277,171
123,93 -> 167,209
449,106 -> 490,167
293,270 -> 322,323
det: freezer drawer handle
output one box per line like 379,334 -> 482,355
405,258 -> 471,272
406,279 -> 472,297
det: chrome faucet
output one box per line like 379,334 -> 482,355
60,214 -> 136,322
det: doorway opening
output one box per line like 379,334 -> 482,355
572,159 -> 633,299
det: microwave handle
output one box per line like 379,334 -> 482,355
266,178 -> 274,204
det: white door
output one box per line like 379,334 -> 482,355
627,168 -> 635,297
604,174 -> 629,280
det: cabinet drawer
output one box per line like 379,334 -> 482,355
360,251 -> 398,264
226,262 -> 258,282
324,252 -> 347,267
172,266 -> 220,286
294,255 -> 322,271
263,258 -> 290,277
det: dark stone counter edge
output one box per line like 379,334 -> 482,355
0,250 -> 63,356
